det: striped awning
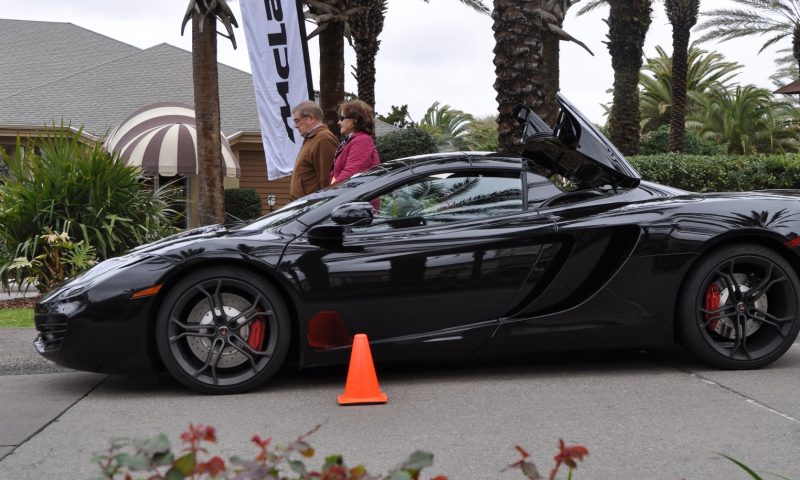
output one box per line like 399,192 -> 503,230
105,102 -> 240,177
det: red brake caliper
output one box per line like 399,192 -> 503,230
705,282 -> 721,332
247,307 -> 266,350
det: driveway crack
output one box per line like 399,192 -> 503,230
0,375 -> 111,462
689,372 -> 800,425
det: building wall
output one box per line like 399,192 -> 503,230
236,146 -> 292,215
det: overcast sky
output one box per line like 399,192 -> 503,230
1,0 -> 785,124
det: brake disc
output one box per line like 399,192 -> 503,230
186,293 -> 251,368
710,273 -> 766,339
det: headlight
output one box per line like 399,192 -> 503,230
40,253 -> 150,303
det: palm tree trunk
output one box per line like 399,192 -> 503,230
793,23 -> 800,77
351,0 -> 387,110
493,0 -> 546,152
319,22 -> 345,137
192,13 -> 225,225
541,28 -> 560,126
666,0 -> 699,153
608,0 -> 652,156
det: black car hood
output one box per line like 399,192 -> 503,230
128,224 -> 229,254
127,223 -> 287,257
516,93 -> 641,189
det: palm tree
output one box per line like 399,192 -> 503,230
493,0 -> 592,152
771,48 -> 800,88
464,114 -> 499,151
608,0 -> 653,155
691,85 -> 800,154
306,0 -> 489,134
181,0 -> 238,226
349,0 -> 489,110
697,0 -> 800,73
305,0 -> 361,136
664,0 -> 700,152
639,44 -> 742,131
578,0 -> 653,155
539,1 -> 594,125
418,101 -> 475,151
349,0 -> 388,109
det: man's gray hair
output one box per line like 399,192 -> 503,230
292,101 -> 324,121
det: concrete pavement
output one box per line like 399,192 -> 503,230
1,328 -> 799,479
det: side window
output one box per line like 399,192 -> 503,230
526,172 -> 563,209
357,171 -> 523,231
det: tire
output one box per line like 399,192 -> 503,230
155,266 -> 290,394
677,243 -> 800,369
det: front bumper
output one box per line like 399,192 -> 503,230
34,287 -> 162,375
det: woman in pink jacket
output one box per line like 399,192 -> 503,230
330,99 -> 381,184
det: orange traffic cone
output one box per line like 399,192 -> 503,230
337,333 -> 388,405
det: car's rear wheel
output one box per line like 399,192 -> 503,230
155,267 -> 290,394
678,243 -> 800,369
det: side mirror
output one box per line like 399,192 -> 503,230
330,202 -> 374,227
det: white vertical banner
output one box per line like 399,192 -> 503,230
241,0 -> 314,180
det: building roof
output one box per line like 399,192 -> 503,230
0,19 -> 258,138
774,79 -> 800,95
0,19 -> 140,99
0,19 -> 396,139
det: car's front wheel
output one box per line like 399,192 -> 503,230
155,267 -> 290,394
678,243 -> 800,369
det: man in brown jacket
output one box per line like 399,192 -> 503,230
289,101 -> 338,200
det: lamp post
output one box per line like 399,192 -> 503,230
267,192 -> 276,212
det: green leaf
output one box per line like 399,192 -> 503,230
399,450 -> 433,471
141,433 -> 171,456
323,454 -> 343,470
173,452 -> 197,475
151,451 -> 175,467
389,471 -> 413,480
288,459 -> 308,475
522,462 -> 542,480
719,454 -> 764,480
165,466 -> 186,480
115,452 -> 150,471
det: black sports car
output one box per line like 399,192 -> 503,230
35,94 -> 800,394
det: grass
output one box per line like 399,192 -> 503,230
0,308 -> 34,328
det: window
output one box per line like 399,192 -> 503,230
360,171 -> 523,230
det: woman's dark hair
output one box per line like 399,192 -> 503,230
339,99 -> 375,136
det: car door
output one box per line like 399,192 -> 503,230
280,167 -> 557,362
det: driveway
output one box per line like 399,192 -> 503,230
1,327 -> 799,479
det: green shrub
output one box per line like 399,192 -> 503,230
639,125 -> 722,156
375,127 -> 437,162
629,153 -> 800,192
0,125 -> 180,291
224,188 -> 262,222
5,227 -> 97,292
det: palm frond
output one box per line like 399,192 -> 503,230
421,0 -> 490,15
576,0 -> 607,16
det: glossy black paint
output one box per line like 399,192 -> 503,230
33,97 -> 800,386
34,153 -> 800,377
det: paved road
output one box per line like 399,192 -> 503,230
1,327 -> 799,479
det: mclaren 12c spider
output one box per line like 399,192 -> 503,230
35,94 -> 800,394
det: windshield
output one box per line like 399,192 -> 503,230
233,167 -> 387,231
233,195 -> 334,231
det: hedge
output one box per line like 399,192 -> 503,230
628,153 -> 800,192
375,127 -> 437,162
224,188 -> 262,222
